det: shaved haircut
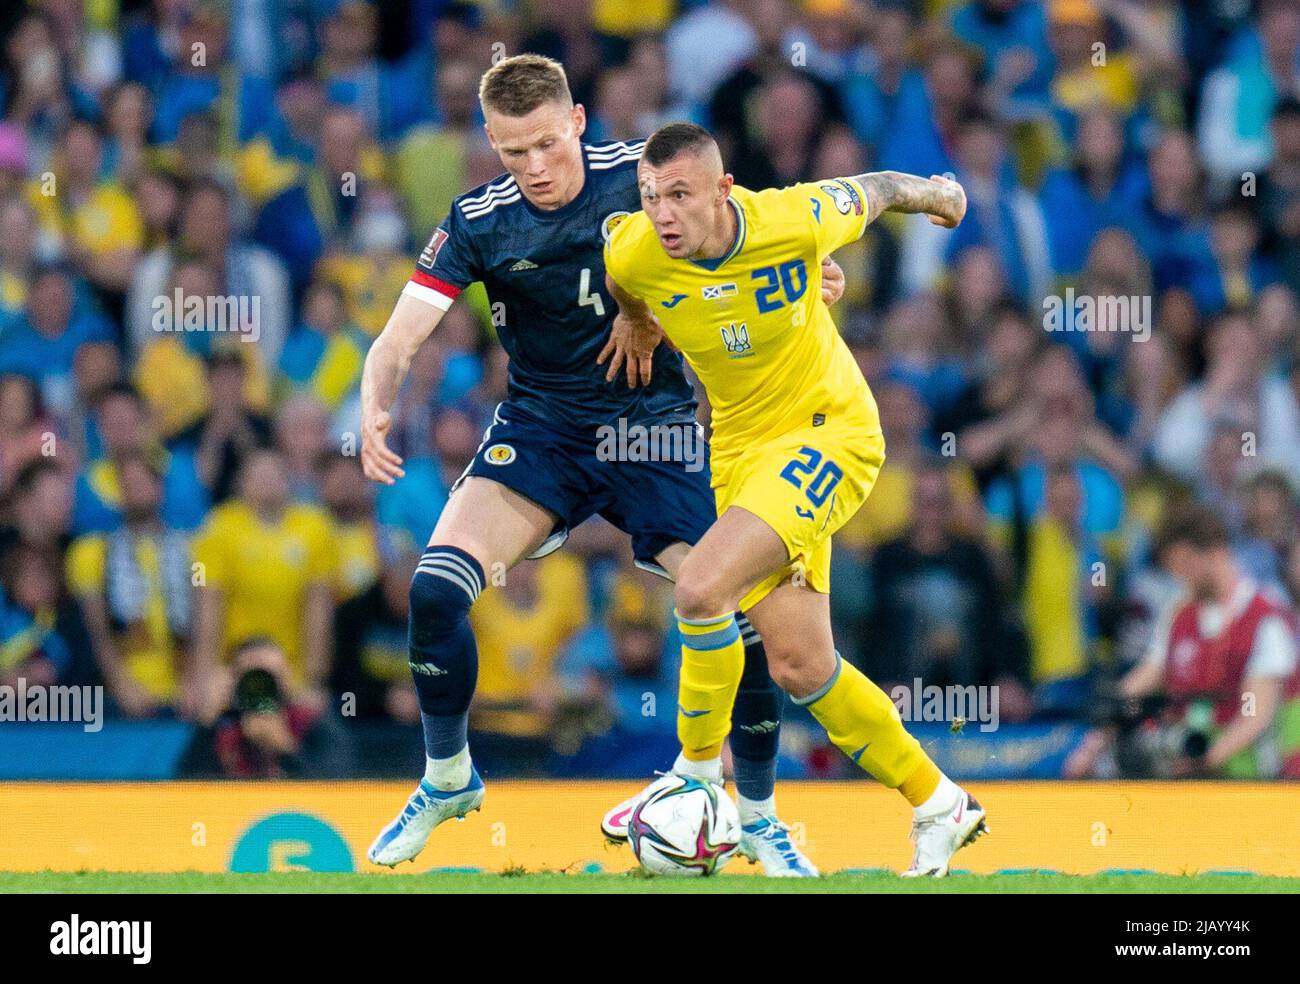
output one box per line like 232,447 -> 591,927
643,122 -> 723,173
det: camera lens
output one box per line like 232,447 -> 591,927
1183,730 -> 1209,759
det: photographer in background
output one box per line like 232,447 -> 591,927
189,450 -> 336,722
1068,506 -> 1300,778
187,636 -> 353,780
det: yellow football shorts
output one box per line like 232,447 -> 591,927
712,411 -> 885,612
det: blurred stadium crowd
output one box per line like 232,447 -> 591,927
1,0 -> 1299,780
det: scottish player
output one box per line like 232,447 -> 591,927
360,56 -> 840,875
603,123 -> 988,877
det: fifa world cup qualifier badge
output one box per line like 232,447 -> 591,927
819,180 -> 863,216
485,443 -> 516,465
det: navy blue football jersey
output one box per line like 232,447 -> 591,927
404,139 -> 697,429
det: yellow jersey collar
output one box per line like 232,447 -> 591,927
688,197 -> 746,272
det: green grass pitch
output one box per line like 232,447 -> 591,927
4,871 -> 1298,894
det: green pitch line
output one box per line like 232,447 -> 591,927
3,871 -> 1298,894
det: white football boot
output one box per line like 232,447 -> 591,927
367,770 -> 485,866
901,788 -> 989,878
737,816 -> 819,877
601,789 -> 645,843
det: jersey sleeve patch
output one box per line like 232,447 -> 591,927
413,207 -> 479,299
801,178 -> 870,257
818,179 -> 864,217
418,228 -> 448,268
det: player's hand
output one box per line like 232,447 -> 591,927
361,408 -> 405,485
820,258 -> 845,306
927,174 -> 966,229
598,309 -> 664,388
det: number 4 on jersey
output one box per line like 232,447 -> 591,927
578,267 -> 605,317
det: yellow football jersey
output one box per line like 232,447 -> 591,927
605,179 -> 881,476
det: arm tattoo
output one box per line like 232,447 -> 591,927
853,171 -> 962,223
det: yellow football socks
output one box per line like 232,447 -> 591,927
795,653 -> 938,797
675,611 -> 746,760
897,756 -> 943,808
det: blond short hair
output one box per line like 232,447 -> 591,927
478,53 -> 572,117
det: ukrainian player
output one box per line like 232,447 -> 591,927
603,123 -> 988,876
361,56 -> 839,875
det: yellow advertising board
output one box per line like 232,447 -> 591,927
2,781 -> 1298,875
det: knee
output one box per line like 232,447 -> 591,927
409,547 -> 484,641
761,639 -> 831,698
674,557 -> 737,621
760,640 -> 804,693
409,572 -> 456,622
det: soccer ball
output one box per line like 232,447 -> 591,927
627,774 -> 742,877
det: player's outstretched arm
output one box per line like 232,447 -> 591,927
853,171 -> 967,229
599,272 -> 664,388
360,293 -> 447,484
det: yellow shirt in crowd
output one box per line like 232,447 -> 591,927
28,180 -> 144,257
191,501 -> 336,684
331,519 -> 380,602
469,553 -> 589,738
66,533 -> 182,700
